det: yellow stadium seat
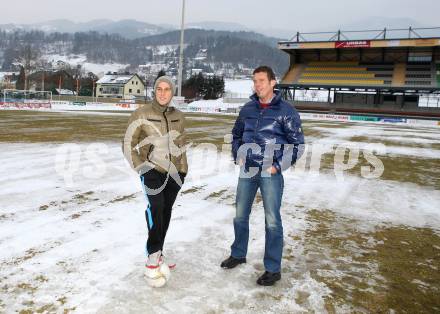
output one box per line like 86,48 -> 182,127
305,67 -> 368,72
298,78 -> 384,85
302,73 -> 376,78
308,61 -> 359,66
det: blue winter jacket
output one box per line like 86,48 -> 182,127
231,91 -> 305,172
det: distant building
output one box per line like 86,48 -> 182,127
56,60 -> 68,69
223,68 -> 235,78
96,73 -> 145,99
0,72 -> 19,90
55,88 -> 75,96
194,49 -> 208,61
138,63 -> 166,75
191,68 -> 203,76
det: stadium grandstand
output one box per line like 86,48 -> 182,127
277,27 -> 440,118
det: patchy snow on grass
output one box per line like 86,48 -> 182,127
1,116 -> 439,313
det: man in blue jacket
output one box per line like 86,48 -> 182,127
221,66 -> 305,286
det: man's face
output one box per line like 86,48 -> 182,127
155,81 -> 173,106
253,72 -> 276,101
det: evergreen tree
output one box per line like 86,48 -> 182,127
182,73 -> 225,100
155,69 -> 166,82
16,66 -> 26,90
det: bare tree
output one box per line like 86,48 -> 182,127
14,44 -> 41,90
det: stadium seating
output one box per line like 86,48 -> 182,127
404,63 -> 435,87
283,61 -> 438,88
296,61 -> 387,86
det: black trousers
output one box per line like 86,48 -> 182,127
141,169 -> 184,255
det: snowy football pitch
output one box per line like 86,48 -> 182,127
0,110 -> 439,313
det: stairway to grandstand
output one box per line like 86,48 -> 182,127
392,63 -> 406,86
281,64 -> 306,84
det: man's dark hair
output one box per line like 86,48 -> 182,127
253,66 -> 276,81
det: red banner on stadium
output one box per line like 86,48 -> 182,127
335,40 -> 371,48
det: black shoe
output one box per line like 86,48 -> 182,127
256,271 -> 281,286
220,256 -> 246,269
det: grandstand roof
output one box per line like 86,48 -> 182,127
278,27 -> 440,51
279,38 -> 440,51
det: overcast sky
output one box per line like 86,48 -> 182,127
2,0 -> 439,31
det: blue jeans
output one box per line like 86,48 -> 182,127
231,171 -> 284,273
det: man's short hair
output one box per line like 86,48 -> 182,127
253,66 -> 276,81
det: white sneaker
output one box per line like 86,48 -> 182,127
145,250 -> 162,271
160,254 -> 176,270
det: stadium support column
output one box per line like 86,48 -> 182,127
177,0 -> 186,97
24,69 -> 27,92
374,89 -> 381,107
93,80 -> 96,102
